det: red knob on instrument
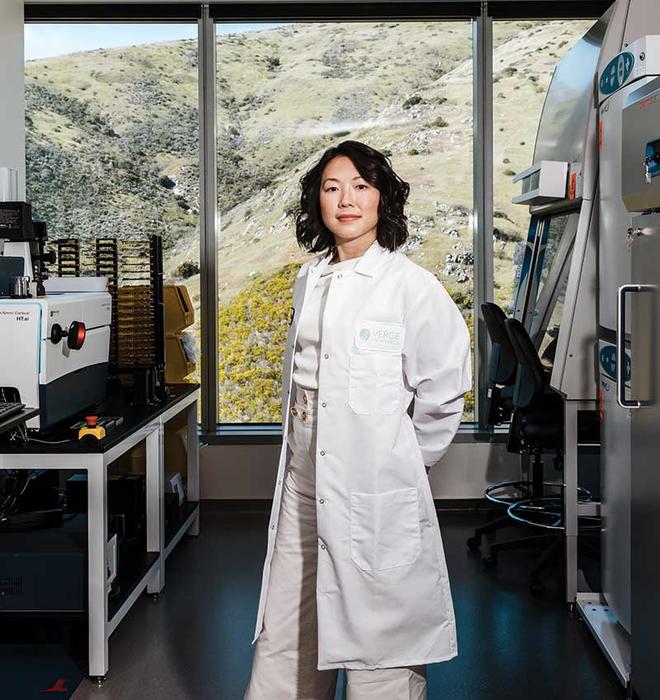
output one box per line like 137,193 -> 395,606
67,321 -> 86,350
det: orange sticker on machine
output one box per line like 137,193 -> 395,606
569,172 -> 577,200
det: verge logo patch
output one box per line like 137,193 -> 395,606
355,320 -> 405,353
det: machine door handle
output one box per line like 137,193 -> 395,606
616,284 -> 653,408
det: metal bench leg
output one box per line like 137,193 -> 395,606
87,456 -> 109,679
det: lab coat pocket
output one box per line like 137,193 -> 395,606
348,353 -> 401,415
350,487 -> 421,571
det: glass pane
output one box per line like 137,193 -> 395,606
24,23 -> 201,390
537,248 -> 573,368
492,20 -> 594,314
216,21 -> 475,424
536,213 -> 570,300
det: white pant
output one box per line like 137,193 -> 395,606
244,386 -> 427,700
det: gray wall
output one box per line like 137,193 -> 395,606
200,439 -> 520,499
0,0 -> 25,198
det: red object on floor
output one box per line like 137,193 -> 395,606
41,678 -> 68,693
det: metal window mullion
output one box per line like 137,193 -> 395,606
472,2 -> 494,429
198,5 -> 218,433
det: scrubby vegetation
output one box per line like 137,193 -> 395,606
218,263 -> 297,422
176,260 -> 200,279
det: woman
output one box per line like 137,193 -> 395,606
244,141 -> 471,699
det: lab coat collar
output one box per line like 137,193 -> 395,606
311,239 -> 392,278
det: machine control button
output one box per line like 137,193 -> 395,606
50,321 -> 86,350
67,321 -> 86,350
78,415 -> 106,441
50,323 -> 64,344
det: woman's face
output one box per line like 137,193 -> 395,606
319,156 -> 380,247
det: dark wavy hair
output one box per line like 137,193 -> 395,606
295,141 -> 410,254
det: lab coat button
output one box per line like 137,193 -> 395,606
321,402 -> 327,408
320,543 -> 326,550
319,498 -> 325,504
324,354 -> 329,359
320,450 -> 326,456
337,273 -> 343,279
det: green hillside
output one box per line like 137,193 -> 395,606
25,20 -> 592,421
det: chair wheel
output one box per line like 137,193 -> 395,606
482,554 -> 497,569
467,536 -> 481,550
529,580 -> 545,595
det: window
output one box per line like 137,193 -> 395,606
24,23 -> 200,383
215,20 -> 474,423
492,20 -> 594,315
22,7 -> 606,436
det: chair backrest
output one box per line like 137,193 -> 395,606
504,318 -> 547,409
481,302 -> 517,386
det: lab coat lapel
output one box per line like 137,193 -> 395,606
292,252 -> 331,335
352,239 -> 391,277
281,252 -> 331,424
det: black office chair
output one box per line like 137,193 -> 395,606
466,303 -> 522,550
482,302 -> 517,426
471,313 -> 594,593
477,318 -> 569,591
467,303 -> 567,552
505,317 -> 564,457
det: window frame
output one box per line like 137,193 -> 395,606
23,0 -> 613,441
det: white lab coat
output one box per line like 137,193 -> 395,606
252,239 -> 472,670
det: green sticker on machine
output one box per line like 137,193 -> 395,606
599,51 -> 634,96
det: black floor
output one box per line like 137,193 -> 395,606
5,502 -> 626,700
